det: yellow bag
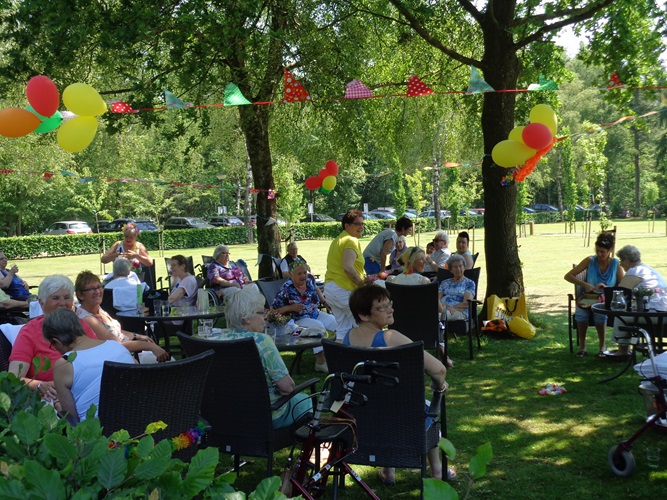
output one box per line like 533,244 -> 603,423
486,294 -> 536,339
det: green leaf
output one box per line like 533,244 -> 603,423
23,460 -> 67,499
0,477 -> 28,499
135,435 -> 155,459
248,476 -> 282,500
66,351 -> 77,364
11,411 -> 42,446
44,433 -> 77,465
424,477 -> 458,500
222,492 -> 247,500
108,429 -> 131,444
38,404 -> 61,431
182,447 -> 218,496
145,421 -> 168,434
476,442 -> 493,464
0,392 -> 11,412
97,448 -> 127,490
134,453 -> 171,481
438,437 -> 456,460
469,455 -> 487,479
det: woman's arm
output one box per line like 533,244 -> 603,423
615,262 -> 625,285
8,360 -> 57,401
379,239 -> 394,271
437,292 -> 445,313
275,374 -> 296,395
128,243 -> 153,267
451,291 -> 474,312
342,248 -> 364,286
0,266 -> 19,289
168,285 -> 186,304
424,351 -> 447,389
53,360 -> 78,422
100,241 -> 121,264
463,253 -> 474,270
81,316 -> 117,342
121,340 -> 170,362
315,286 -> 332,313
564,257 -> 593,293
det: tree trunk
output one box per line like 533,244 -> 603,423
238,104 -> 281,278
480,15 -> 524,300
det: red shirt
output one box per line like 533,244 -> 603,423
9,316 -> 98,381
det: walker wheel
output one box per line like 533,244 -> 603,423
608,445 -> 636,477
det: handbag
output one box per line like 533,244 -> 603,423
486,294 -> 536,339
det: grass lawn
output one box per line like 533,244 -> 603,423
9,219 -> 667,497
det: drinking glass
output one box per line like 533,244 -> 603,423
646,446 -> 660,469
153,300 -> 163,316
610,290 -> 626,311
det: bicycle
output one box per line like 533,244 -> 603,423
287,360 -> 413,499
608,325 -> 667,476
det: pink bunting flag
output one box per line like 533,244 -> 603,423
345,79 -> 374,99
283,69 -> 311,102
406,75 -> 433,97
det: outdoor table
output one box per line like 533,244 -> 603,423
591,303 -> 667,383
118,305 -> 226,354
206,328 -> 331,375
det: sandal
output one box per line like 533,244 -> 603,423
575,350 -> 587,358
597,351 -> 607,358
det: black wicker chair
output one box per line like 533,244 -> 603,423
385,281 -> 442,351
176,333 -> 319,476
321,339 -> 442,486
0,330 -> 12,372
256,278 -> 287,309
98,349 -> 214,461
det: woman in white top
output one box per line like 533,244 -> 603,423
43,308 -> 135,423
387,247 -> 431,286
168,255 -> 198,308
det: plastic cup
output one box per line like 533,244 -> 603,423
646,446 -> 660,469
161,303 -> 171,317
153,300 -> 163,316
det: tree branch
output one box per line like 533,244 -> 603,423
514,0 -> 615,27
456,0 -> 484,24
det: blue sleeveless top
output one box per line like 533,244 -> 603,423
587,255 -> 619,287
343,329 -> 387,347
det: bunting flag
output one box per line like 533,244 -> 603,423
528,75 -> 558,91
406,75 -> 433,97
109,101 -> 138,113
345,79 -> 374,99
606,72 -> 624,89
164,89 -> 194,109
282,69 -> 311,102
466,67 -> 494,94
224,83 -> 252,106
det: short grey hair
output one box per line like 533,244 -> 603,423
213,244 -> 229,261
113,257 -> 132,277
435,230 -> 449,245
446,253 -> 466,268
286,241 -> 298,252
224,287 -> 265,330
38,275 -> 74,303
617,245 -> 641,264
42,308 -> 85,346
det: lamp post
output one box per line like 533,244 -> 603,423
216,174 -> 227,214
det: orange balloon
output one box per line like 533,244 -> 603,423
0,107 -> 40,138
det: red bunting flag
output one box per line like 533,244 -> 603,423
110,101 -> 138,114
406,75 -> 433,97
607,72 -> 624,89
283,69 -> 311,102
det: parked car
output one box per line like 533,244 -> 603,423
102,218 -> 158,232
43,221 -> 93,235
530,204 -> 558,212
368,210 -> 394,219
163,217 -> 215,229
473,208 -> 485,214
209,216 -> 244,227
92,220 -> 111,233
300,213 -> 335,223
522,207 -> 536,213
418,210 -> 451,219
587,204 -> 609,212
459,209 -> 479,216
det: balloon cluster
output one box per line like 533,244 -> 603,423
0,76 -> 106,153
304,160 -> 339,193
492,104 -> 558,178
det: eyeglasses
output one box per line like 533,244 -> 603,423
221,252 -> 230,255
81,285 -> 104,293
48,339 -> 57,351
373,301 -> 393,312
351,222 -> 365,227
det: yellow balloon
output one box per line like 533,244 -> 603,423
57,116 -> 98,152
62,83 -> 107,116
321,175 -> 337,190
529,104 -> 557,135
491,140 -> 537,168
508,126 -> 525,144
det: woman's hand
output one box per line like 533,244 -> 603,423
37,381 -> 58,402
290,303 -> 305,313
10,264 -> 19,274
134,333 -> 155,344
152,346 -> 170,363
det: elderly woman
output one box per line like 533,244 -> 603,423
388,235 -> 407,271
565,231 -> 624,358
424,231 -> 451,272
387,247 -> 431,286
438,254 -> 476,320
75,270 -> 169,362
455,231 -> 474,270
223,287 -> 312,428
44,308 -> 134,423
8,275 -> 98,403
0,250 -> 30,300
346,284 -> 448,483
207,244 -> 254,297
101,223 -> 153,268
280,242 -> 306,279
270,259 -> 336,372
103,257 -> 148,292
324,209 -> 367,340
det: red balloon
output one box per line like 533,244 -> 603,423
26,76 -> 60,118
324,160 -> 339,176
304,176 -> 322,190
318,168 -> 329,179
521,122 -> 553,150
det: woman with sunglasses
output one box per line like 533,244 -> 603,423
387,246 -> 431,285
324,210 -> 367,340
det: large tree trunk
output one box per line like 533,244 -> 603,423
480,12 -> 524,301
237,104 -> 281,278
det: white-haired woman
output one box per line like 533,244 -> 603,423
103,257 -> 148,292
207,244 -> 254,297
438,254 -> 475,320
222,287 -> 312,428
424,231 -> 451,272
101,223 -> 153,268
8,275 -> 98,403
387,247 -> 431,286
280,241 -> 306,279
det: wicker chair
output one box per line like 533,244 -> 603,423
0,330 -> 12,372
256,278 -> 287,309
176,333 -> 319,476
98,349 -> 214,461
385,281 -> 442,351
321,339 -> 441,487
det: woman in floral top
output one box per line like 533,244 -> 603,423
438,254 -> 475,320
271,259 -> 335,373
207,244 -> 255,298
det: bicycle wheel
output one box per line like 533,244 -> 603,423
608,445 -> 635,477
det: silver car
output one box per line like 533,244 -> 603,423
43,221 -> 93,235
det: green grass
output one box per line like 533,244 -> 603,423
10,220 -> 667,498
